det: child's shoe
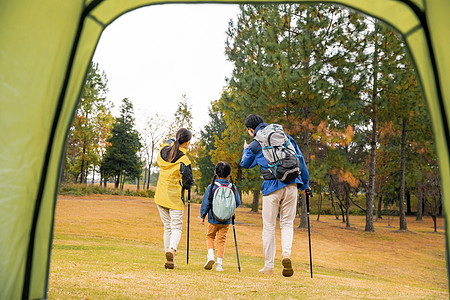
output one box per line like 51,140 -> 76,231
215,263 -> 224,271
204,253 -> 215,270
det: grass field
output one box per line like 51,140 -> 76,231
49,194 -> 448,299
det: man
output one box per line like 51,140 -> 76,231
241,114 -> 310,277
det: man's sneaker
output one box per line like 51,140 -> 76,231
165,248 -> 175,269
215,263 -> 224,271
259,267 -> 274,274
204,254 -> 215,270
282,257 -> 294,277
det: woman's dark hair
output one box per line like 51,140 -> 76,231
245,114 -> 264,130
168,128 -> 192,163
208,161 -> 234,200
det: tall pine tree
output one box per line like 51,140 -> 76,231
101,98 -> 142,188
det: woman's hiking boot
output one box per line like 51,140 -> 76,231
282,257 -> 294,277
204,253 -> 215,270
165,248 -> 176,269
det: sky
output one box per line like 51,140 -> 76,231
92,4 -> 240,134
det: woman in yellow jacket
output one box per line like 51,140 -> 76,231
154,128 -> 194,269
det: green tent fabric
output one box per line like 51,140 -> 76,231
0,0 -> 448,298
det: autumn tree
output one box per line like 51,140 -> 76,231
63,62 -> 112,184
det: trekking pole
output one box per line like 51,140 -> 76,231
231,215 -> 241,272
187,188 -> 191,264
305,189 -> 313,278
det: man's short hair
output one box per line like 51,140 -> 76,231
245,114 -> 264,130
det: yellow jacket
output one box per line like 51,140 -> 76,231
154,142 -> 192,210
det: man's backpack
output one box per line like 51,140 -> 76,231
254,123 -> 301,183
209,182 -> 236,222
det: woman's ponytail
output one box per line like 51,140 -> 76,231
168,140 -> 180,163
168,128 -> 192,163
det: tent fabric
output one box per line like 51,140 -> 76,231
0,0 -> 448,298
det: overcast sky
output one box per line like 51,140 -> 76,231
92,4 -> 240,134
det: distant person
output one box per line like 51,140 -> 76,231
241,114 -> 310,277
200,161 -> 241,271
154,128 -> 194,269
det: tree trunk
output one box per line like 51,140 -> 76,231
148,145 -> 155,189
406,190 -> 411,214
432,215 -> 437,232
80,141 -> 87,184
345,201 -> 350,228
399,117 -> 408,231
376,194 -> 383,221
143,167 -> 148,190
330,192 -> 339,220
298,192 -> 307,228
115,174 -> 120,188
365,116 -> 377,232
317,189 -> 323,221
237,165 -> 243,202
423,197 -> 428,216
137,177 -> 140,190
251,190 -> 259,212
84,168 -> 89,184
416,182 -> 423,220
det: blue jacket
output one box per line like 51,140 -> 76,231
200,178 -> 242,225
241,122 -> 310,196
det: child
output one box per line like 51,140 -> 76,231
200,161 -> 241,271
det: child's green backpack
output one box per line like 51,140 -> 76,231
209,182 -> 236,222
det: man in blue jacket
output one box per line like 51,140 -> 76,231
241,114 -> 310,277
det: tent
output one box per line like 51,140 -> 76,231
0,0 -> 449,298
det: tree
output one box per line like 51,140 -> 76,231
195,101 -> 227,194
167,93 -> 193,138
63,62 -> 111,184
225,3 -> 369,224
100,98 -> 142,188
139,113 -> 167,189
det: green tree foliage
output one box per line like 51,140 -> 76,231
194,101 -> 227,194
224,3 -> 369,220
101,98 -> 142,188
63,62 -> 112,184
196,4 -> 439,225
214,88 -> 263,211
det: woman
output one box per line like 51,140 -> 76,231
154,128 -> 194,269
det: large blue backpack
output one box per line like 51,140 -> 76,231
209,182 -> 236,222
254,123 -> 301,183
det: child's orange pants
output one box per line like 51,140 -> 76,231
206,223 -> 230,258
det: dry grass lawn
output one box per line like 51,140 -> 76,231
49,194 -> 448,299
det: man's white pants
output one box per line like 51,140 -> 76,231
262,184 -> 298,269
157,205 -> 184,252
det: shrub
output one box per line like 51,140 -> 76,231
59,184 -> 156,199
